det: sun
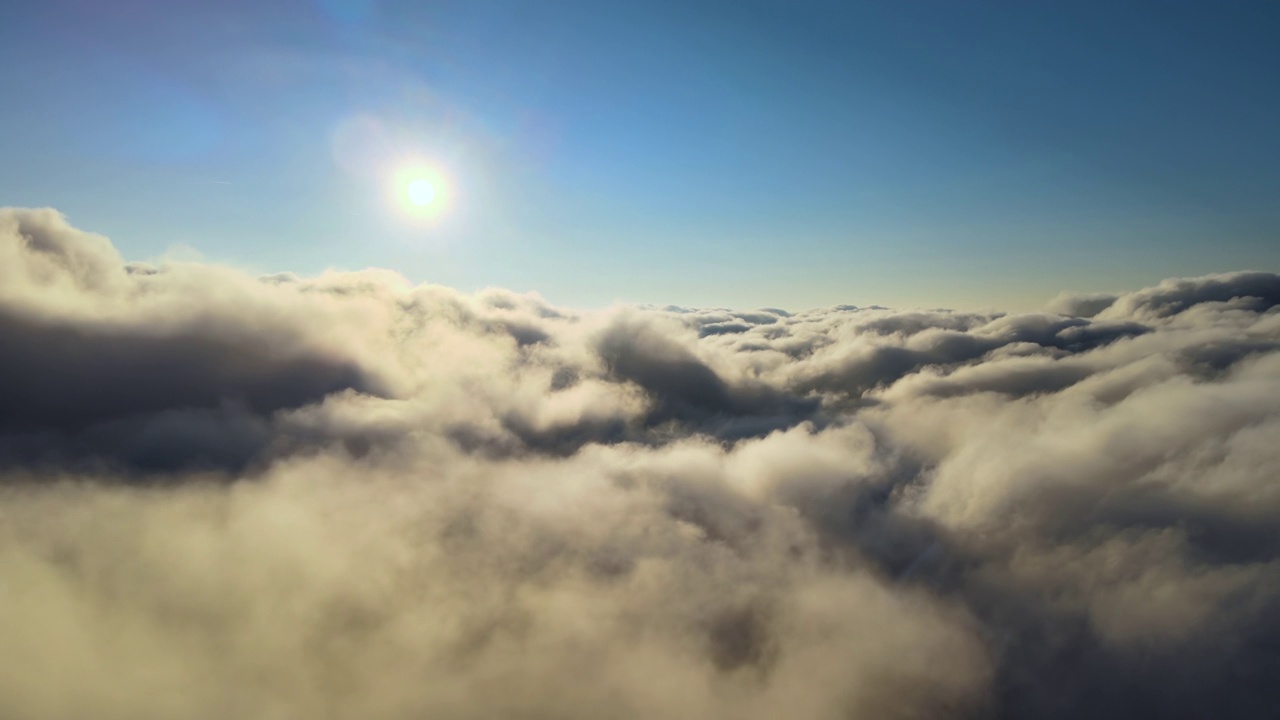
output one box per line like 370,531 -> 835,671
394,165 -> 449,217
406,178 -> 436,206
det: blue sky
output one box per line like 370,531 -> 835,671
2,0 -> 1277,310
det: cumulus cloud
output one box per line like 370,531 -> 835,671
2,207 -> 1279,718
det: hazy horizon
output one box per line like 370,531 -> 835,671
10,206 -> 1241,316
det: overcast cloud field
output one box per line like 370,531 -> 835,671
3,206 -> 1280,719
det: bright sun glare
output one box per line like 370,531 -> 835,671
406,178 -> 436,206
395,166 -> 448,218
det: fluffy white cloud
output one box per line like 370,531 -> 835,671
2,207 -> 1278,718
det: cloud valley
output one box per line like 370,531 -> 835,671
2,207 -> 1279,719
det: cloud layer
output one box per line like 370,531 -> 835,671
2,207 -> 1279,718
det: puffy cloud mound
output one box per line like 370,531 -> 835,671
2,207 -> 1279,719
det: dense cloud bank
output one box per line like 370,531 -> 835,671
2,206 -> 1280,718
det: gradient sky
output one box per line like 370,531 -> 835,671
2,0 -> 1277,310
